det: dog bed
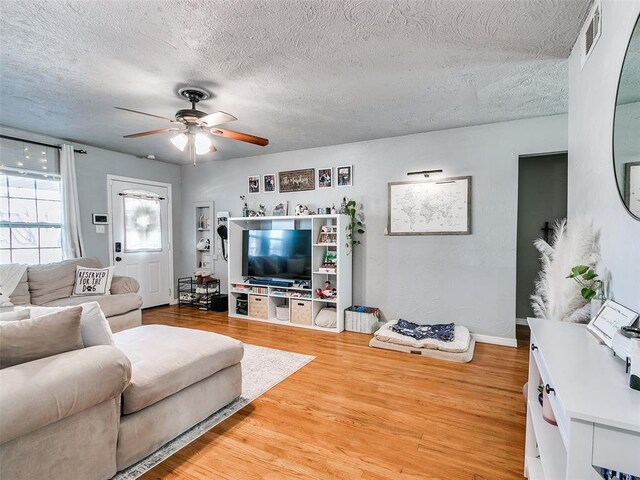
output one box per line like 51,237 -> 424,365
369,320 -> 475,363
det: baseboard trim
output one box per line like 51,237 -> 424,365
473,334 -> 518,348
516,318 -> 529,326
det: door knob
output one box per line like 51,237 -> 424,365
115,256 -> 122,262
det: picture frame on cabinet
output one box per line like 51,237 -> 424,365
272,201 -> 288,216
587,299 -> 638,348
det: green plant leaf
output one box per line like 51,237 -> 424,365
581,287 -> 596,299
572,265 -> 590,276
582,271 -> 598,280
357,229 -> 365,234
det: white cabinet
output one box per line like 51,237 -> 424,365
525,319 -> 640,480
226,214 -> 352,332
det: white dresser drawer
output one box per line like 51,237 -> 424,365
592,425 -> 640,476
531,334 -> 570,446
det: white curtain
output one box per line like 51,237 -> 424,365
60,144 -> 85,259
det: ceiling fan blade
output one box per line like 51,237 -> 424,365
199,111 -> 237,127
210,128 -> 269,147
115,107 -> 176,123
123,128 -> 179,139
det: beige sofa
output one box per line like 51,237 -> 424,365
9,257 -> 143,332
0,260 -> 244,480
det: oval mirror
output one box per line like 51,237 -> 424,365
613,15 -> 640,220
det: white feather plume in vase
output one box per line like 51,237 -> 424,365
530,217 -> 600,323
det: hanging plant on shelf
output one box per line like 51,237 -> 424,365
344,198 -> 365,254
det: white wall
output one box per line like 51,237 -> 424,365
568,1 -> 640,314
0,125 -> 183,278
180,114 -> 568,341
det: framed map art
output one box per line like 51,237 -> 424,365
387,176 -> 472,235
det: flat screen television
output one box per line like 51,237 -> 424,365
242,229 -> 312,280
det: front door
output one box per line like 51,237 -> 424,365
108,177 -> 172,308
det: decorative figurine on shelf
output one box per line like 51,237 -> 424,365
316,280 -> 337,299
318,251 -> 337,273
240,195 -> 248,217
295,204 -> 310,216
257,204 -> 266,217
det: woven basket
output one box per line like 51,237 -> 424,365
345,306 -> 380,333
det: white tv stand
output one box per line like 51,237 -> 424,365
525,318 -> 640,479
227,215 -> 352,332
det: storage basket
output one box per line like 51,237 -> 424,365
345,306 -> 381,333
249,295 -> 268,320
276,305 -> 290,321
290,300 -> 312,325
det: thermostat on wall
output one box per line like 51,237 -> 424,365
92,214 -> 108,225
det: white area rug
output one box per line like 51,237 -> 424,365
112,344 -> 314,480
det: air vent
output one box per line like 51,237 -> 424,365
581,2 -> 602,68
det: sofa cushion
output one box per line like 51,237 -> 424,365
24,302 -> 115,347
0,310 -> 30,322
8,270 -> 29,306
43,292 -> 142,318
0,307 -> 84,369
114,325 -> 244,414
28,257 -> 102,305
72,266 -> 115,296
0,345 -> 131,444
110,275 -> 140,295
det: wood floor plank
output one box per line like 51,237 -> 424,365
138,307 -> 529,479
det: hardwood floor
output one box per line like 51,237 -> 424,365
139,306 -> 530,480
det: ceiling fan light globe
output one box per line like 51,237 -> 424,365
195,132 -> 212,155
170,133 -> 188,151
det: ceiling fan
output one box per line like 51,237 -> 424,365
116,87 -> 269,165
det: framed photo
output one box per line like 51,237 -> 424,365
248,175 -> 260,194
587,299 -> 638,348
625,162 -> 640,217
336,165 -> 353,187
263,173 -> 276,193
318,167 -> 333,189
278,168 -> 315,193
387,176 -> 472,235
272,201 -> 288,216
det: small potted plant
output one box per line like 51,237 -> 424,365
567,265 -> 605,318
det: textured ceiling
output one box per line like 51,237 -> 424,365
0,0 -> 590,164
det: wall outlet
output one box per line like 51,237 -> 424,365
96,225 -> 105,234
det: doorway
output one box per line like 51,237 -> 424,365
107,175 -> 173,308
516,153 -> 568,321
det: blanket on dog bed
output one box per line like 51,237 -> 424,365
373,320 -> 471,353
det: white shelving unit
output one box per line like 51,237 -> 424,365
193,201 -> 214,274
227,214 -> 352,332
525,318 -> 640,480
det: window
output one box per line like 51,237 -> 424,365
0,173 -> 63,264
123,192 -> 162,252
